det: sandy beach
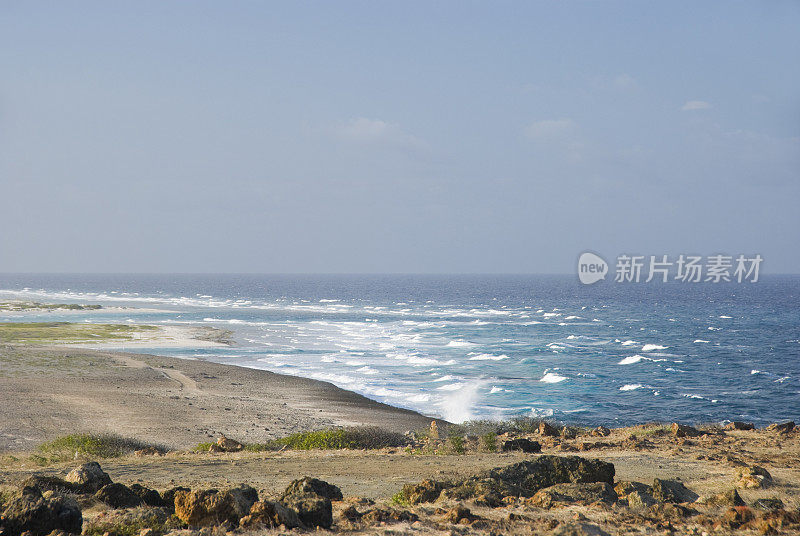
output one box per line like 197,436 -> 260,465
0,344 -> 437,452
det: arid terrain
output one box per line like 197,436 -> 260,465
0,323 -> 798,535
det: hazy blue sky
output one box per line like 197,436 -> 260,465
1,1 -> 798,273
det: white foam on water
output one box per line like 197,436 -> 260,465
621,340 -> 639,346
694,339 -> 710,343
439,380 -> 483,422
642,344 -> 667,351
540,372 -> 568,383
447,340 -> 475,347
567,335 -> 578,339
564,315 -> 581,320
619,384 -> 645,391
489,386 -> 504,394
436,383 -> 464,391
719,315 -> 732,319
618,355 -> 644,365
468,353 -> 510,361
433,374 -> 458,382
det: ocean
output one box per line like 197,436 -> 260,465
1,274 -> 798,427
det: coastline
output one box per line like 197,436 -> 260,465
0,344 -> 442,452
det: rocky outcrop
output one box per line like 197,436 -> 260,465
725,421 -> 755,431
736,465 -> 772,489
650,478 -> 699,503
94,483 -> 144,508
699,489 -> 746,507
502,438 -> 541,453
214,435 -> 244,452
281,493 -> 332,528
128,484 -> 165,507
671,423 -> 702,438
530,482 -> 617,507
239,500 -> 302,529
64,461 -> 111,492
173,485 -> 257,527
397,455 -> 614,506
766,421 -> 795,434
281,476 -> 343,501
0,486 -> 82,536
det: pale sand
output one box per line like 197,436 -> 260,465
0,344 -> 440,452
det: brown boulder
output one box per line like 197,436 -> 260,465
240,500 -> 301,529
215,435 -> 244,452
650,478 -> 699,503
173,485 -> 257,526
766,421 -> 795,434
64,461 -> 112,493
736,466 -> 773,489
671,423 -> 701,438
725,421 -> 755,431
530,482 -> 617,507
539,422 -> 560,437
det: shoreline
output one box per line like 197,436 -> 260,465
0,344 -> 443,452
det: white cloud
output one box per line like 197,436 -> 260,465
333,117 -> 425,151
524,118 -> 576,141
681,100 -> 711,111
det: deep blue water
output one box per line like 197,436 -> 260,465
1,274 -> 798,426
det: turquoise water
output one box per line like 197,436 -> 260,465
1,274 -> 798,426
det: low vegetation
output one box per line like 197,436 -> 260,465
0,322 -> 157,344
36,434 -> 166,463
0,301 -> 103,312
195,427 -> 407,453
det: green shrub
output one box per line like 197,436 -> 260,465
448,436 -> 465,454
38,434 -> 165,461
240,427 -> 407,452
480,432 -> 497,452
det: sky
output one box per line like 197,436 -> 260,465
1,1 -> 798,273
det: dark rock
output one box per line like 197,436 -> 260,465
444,455 -> 615,505
671,423 -> 702,438
752,498 -> 784,511
281,493 -> 332,529
650,502 -> 698,519
128,484 -> 165,507
539,422 -> 560,437
765,421 -> 795,434
530,482 -> 617,507
160,486 -> 190,508
281,477 -> 342,501
239,500 -> 301,529
627,490 -> 657,508
0,486 -> 82,536
650,478 -> 699,503
560,427 -> 578,439
725,421 -> 755,431
94,483 -> 144,509
591,426 -> 611,437
502,438 -> 541,453
20,476 -> 80,495
64,462 -> 111,493
551,522 -> 611,536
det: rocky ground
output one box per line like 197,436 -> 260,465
0,420 -> 798,535
0,342 -> 798,535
